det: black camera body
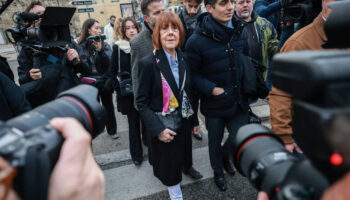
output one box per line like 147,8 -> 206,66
0,85 -> 106,200
232,1 -> 350,199
5,7 -> 76,49
87,34 -> 107,43
281,0 -> 321,28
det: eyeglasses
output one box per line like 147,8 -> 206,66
0,157 -> 17,200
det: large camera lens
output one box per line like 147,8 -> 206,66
232,124 -> 298,195
6,85 -> 106,138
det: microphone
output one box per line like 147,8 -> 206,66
17,12 -> 41,23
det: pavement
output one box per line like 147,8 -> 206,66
3,44 -> 270,200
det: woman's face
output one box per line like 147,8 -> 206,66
160,22 -> 179,51
125,20 -> 138,40
88,22 -> 101,36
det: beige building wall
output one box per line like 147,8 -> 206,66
0,0 -> 134,41
77,0 -> 132,28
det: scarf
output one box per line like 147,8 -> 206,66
115,40 -> 131,54
182,7 -> 202,30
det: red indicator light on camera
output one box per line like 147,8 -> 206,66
330,153 -> 343,166
275,187 -> 280,192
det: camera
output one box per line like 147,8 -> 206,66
232,1 -> 350,199
0,85 -> 106,200
5,7 -> 76,48
281,0 -> 321,28
87,34 -> 107,43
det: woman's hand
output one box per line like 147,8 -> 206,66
158,128 -> 177,143
93,40 -> 103,51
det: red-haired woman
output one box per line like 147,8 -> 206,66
135,11 -> 196,199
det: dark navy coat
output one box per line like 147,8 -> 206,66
185,13 -> 250,118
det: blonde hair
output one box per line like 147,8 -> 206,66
113,18 -> 123,40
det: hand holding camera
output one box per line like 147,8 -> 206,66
48,118 -> 105,200
87,34 -> 106,52
66,49 -> 80,64
29,68 -> 42,80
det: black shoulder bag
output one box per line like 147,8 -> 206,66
117,48 -> 133,96
242,56 -> 269,100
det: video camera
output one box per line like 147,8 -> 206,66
281,0 -> 321,28
232,1 -> 350,199
0,85 -> 106,200
5,7 -> 76,49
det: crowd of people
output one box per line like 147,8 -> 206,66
0,0 -> 349,199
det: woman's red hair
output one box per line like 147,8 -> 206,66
152,11 -> 185,50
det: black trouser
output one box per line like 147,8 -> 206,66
99,91 -> 117,135
183,126 -> 193,170
127,106 -> 147,161
205,109 -> 248,175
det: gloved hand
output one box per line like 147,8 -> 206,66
280,0 -> 296,7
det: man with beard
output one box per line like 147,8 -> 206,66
235,0 -> 279,89
179,0 -> 204,50
131,0 -> 164,98
179,0 -> 204,141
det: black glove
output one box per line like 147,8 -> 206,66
280,0 -> 295,7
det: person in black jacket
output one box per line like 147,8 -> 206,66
0,72 -> 31,121
135,12 -> 198,200
77,18 -> 117,139
111,17 -> 144,165
17,1 -> 82,108
185,0 -> 250,191
179,0 -> 204,142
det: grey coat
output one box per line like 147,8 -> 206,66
130,22 -> 154,98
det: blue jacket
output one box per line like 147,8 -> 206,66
254,0 -> 281,30
185,13 -> 249,118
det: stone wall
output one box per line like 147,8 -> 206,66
0,0 -> 135,40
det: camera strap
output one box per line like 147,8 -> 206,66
46,54 -> 62,64
21,144 -> 51,200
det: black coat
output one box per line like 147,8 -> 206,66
0,56 -> 14,82
79,40 -> 114,91
185,13 -> 250,118
111,44 -> 133,115
0,72 -> 31,121
135,49 -> 192,186
17,40 -> 83,85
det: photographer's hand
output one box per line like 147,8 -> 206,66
67,49 -> 80,63
29,68 -> 42,80
285,142 -> 303,154
93,40 -> 102,52
49,118 -> 105,200
257,191 -> 269,200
